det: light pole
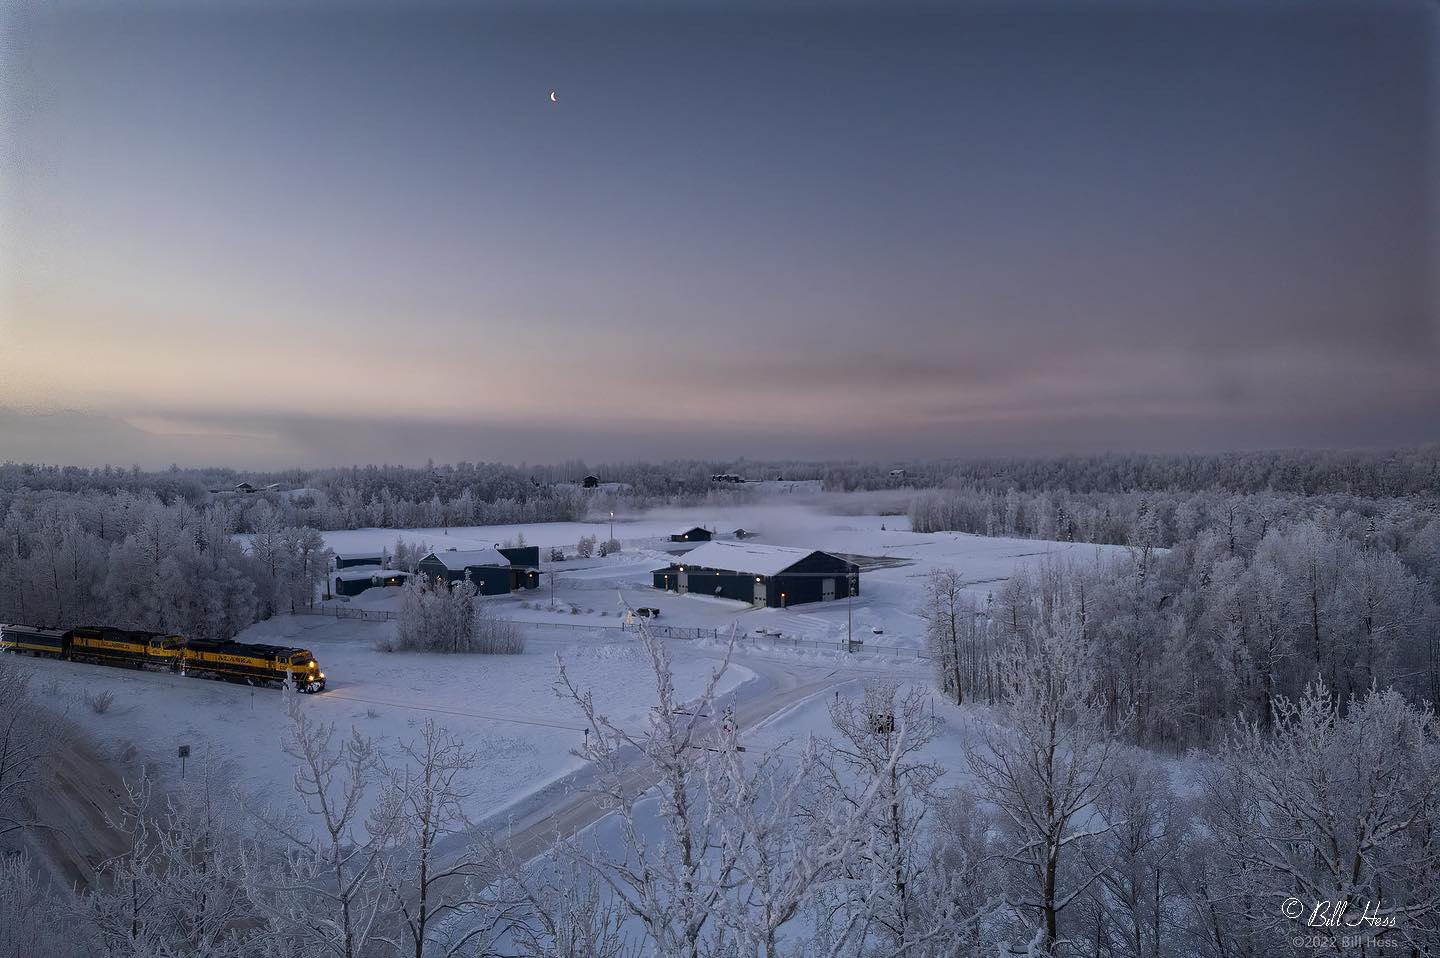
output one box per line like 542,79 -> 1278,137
609,511 -> 615,543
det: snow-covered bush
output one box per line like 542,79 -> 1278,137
597,537 -> 621,557
84,689 -> 114,714
549,546 -> 566,562
390,577 -> 524,654
576,535 -> 596,558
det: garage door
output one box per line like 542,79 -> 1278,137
753,579 -> 767,605
822,578 -> 836,601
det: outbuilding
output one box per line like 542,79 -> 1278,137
670,526 -> 712,543
334,551 -> 386,570
416,548 -> 513,596
334,568 -> 411,597
498,545 -> 541,590
581,475 -> 600,488
652,540 -> 858,608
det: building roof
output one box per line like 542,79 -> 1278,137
672,525 -> 709,536
334,568 -> 411,582
423,548 -> 510,571
334,551 -> 385,560
672,540 -> 825,577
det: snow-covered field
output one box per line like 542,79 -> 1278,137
21,499 -> 1130,849
13,615 -> 750,827
320,501 -> 1129,651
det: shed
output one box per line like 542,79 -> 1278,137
652,540 -> 858,608
581,475 -> 600,488
334,551 -> 386,570
334,568 -> 411,597
416,548 -> 513,596
234,482 -> 256,494
669,526 -> 712,543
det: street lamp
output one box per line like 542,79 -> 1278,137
609,511 -> 615,543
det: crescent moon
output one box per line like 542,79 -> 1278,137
549,90 -> 557,102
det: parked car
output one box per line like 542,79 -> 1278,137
635,607 -> 661,618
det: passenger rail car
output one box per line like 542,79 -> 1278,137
0,624 -> 326,693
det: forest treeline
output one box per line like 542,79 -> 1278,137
0,493 -> 331,640
4,445 -> 1435,535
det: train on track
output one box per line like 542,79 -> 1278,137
0,624 -> 327,693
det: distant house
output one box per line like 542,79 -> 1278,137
415,548 -> 513,596
652,540 -> 858,608
334,568 -> 411,598
334,551 -> 386,570
888,469 -> 908,479
732,528 -> 753,540
234,482 -> 257,494
670,526 -> 712,543
581,475 -> 600,488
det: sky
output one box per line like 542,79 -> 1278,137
1,0 -> 1437,468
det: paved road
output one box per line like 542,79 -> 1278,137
438,643 -> 918,869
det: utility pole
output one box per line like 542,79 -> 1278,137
549,570 -> 556,609
846,570 -> 856,651
609,511 -> 615,543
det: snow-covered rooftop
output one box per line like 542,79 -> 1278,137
334,568 -> 411,582
334,551 -> 385,560
672,540 -> 819,576
672,525 -> 709,536
425,548 -> 510,571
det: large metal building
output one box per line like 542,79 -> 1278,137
416,548 -> 513,596
651,540 -> 858,608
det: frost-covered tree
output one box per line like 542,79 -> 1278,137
0,664 -> 55,842
965,617 -> 1124,955
1198,683 -> 1440,955
920,567 -> 985,704
813,681 -> 945,955
374,719 -> 491,958
254,697 -> 400,958
554,627 -> 890,958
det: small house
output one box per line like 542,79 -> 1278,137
670,526 -> 712,543
334,569 -> 411,597
334,551 -> 386,570
415,548 -> 513,596
582,475 -> 600,488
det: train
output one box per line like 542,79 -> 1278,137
0,624 -> 327,693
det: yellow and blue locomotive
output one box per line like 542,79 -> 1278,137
0,624 -> 327,693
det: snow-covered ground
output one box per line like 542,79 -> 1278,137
319,501 -> 1129,651
19,499 -> 1131,862
13,615 -> 750,827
